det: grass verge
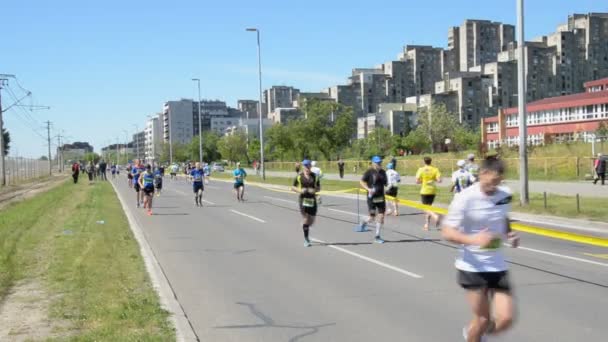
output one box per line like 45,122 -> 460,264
211,172 -> 608,222
0,179 -> 175,341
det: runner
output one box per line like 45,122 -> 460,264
170,163 -> 178,180
385,162 -> 401,216
203,162 -> 211,184
415,156 -> 442,230
233,162 -> 247,202
154,166 -> 163,197
360,156 -> 388,244
291,159 -> 320,247
466,154 -> 480,183
132,159 -> 145,208
111,164 -> 117,179
441,156 -> 519,342
127,163 -> 134,188
138,164 -> 155,215
310,161 -> 323,204
451,160 -> 474,195
190,162 -> 205,207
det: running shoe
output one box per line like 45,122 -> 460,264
374,236 -> 385,244
304,240 -> 312,247
136,202 -> 140,208
147,210 -> 152,216
462,326 -> 486,342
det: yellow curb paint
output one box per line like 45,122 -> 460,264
583,253 -> 608,259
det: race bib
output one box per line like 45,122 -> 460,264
372,196 -> 385,203
481,238 -> 502,251
302,198 -> 315,207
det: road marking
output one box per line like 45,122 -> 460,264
205,185 -> 220,189
230,209 -> 266,223
517,246 -> 608,267
327,208 -> 363,217
173,189 -> 188,196
583,253 -> 608,260
263,196 -> 296,204
310,238 -> 422,279
201,199 -> 215,205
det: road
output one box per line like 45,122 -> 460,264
253,169 -> 608,198
112,177 -> 608,341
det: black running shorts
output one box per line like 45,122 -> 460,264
457,270 -> 511,293
193,183 -> 204,193
386,187 -> 398,198
143,186 -> 155,196
299,197 -> 317,216
421,194 -> 436,205
367,196 -> 386,214
134,183 -> 141,192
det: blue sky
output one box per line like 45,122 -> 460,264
3,0 -> 606,157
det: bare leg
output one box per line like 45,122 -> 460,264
489,291 -> 515,335
465,289 -> 491,342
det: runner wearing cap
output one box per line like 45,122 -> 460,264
190,162 -> 205,207
292,159 -> 320,247
233,162 -> 247,202
451,160 -> 474,195
441,156 -> 519,342
416,156 -> 441,230
360,156 -> 388,244
385,163 -> 401,216
466,154 -> 480,183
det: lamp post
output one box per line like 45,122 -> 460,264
516,0 -> 529,205
246,27 -> 265,180
192,78 -> 203,164
132,124 -> 139,161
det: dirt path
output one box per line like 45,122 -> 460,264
0,174 -> 69,211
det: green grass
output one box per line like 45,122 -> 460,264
0,180 -> 175,341
212,172 -> 608,222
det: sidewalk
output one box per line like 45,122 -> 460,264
242,169 -> 608,238
252,169 -> 608,198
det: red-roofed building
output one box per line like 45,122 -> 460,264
481,77 -> 608,149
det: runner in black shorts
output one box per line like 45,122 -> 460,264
138,164 -> 155,215
360,156 -> 388,244
291,159 -> 320,247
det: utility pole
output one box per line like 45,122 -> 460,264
46,121 -> 52,175
57,134 -> 61,172
517,0 -> 529,205
0,78 -> 7,186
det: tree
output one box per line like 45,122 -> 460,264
415,103 -> 461,153
265,124 -> 294,161
159,142 -> 189,164
39,155 -> 48,161
452,125 -> 481,151
84,152 -> 101,163
2,128 -> 10,156
363,127 -> 393,158
403,128 -> 431,154
189,132 -> 222,163
218,132 -> 248,163
597,121 -> 608,138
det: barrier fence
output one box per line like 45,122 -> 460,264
264,157 -> 598,181
3,157 -> 52,186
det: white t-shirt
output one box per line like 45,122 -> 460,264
311,167 -> 322,178
443,183 -> 512,272
451,169 -> 473,193
386,169 -> 401,188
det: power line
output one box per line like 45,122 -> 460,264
5,87 -> 42,129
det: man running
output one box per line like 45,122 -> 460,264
385,162 -> 401,216
466,154 -> 480,183
138,164 -> 155,215
127,163 -> 134,188
132,159 -> 145,207
233,162 -> 247,202
154,166 -> 163,197
311,161 -> 323,204
111,164 -> 117,179
291,159 -> 320,247
190,162 -> 205,207
170,163 -> 178,180
441,156 -> 519,342
451,160 -> 474,195
416,156 -> 442,230
203,163 -> 211,184
360,156 -> 388,244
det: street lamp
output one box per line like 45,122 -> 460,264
516,0 -> 529,205
246,27 -> 265,180
192,78 -> 203,164
132,124 -> 139,161
122,129 -> 129,165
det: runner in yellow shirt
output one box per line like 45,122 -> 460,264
415,156 -> 442,231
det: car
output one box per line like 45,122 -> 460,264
212,163 -> 224,172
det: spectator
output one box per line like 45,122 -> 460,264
71,162 -> 80,184
594,153 -> 606,185
85,161 -> 95,184
338,158 -> 345,179
99,159 -> 108,181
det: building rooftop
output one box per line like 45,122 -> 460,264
583,77 -> 608,89
503,89 -> 608,115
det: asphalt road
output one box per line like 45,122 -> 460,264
112,177 -> 608,342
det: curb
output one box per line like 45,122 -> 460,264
222,179 -> 608,248
110,181 -> 199,342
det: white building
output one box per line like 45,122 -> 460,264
225,118 -> 273,139
163,99 -> 195,145
210,116 -> 239,135
144,114 -> 163,162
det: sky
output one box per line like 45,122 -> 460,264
2,0 -> 607,157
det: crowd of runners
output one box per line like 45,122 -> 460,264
113,153 -> 517,342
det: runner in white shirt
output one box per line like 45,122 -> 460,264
441,157 -> 519,342
385,163 -> 401,216
450,160 -> 474,195
310,161 -> 323,204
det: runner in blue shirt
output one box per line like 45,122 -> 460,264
138,164 -> 156,215
132,160 -> 146,207
233,162 -> 247,202
190,162 -> 205,207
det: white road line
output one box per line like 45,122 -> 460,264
327,208 -> 363,217
230,209 -> 266,223
517,246 -> 608,267
310,238 -> 423,279
263,196 -> 296,204
201,199 -> 215,205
